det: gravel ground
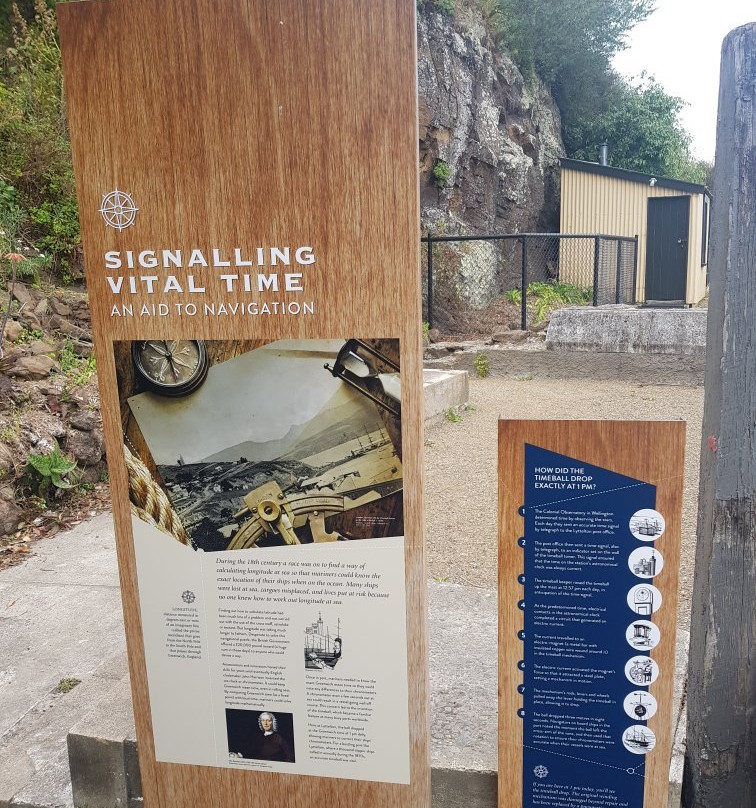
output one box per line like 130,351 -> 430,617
424,377 -> 705,631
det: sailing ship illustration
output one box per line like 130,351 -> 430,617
304,613 -> 342,670
623,726 -> 656,751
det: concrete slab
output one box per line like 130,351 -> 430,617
0,514 -> 124,740
0,676 -> 123,808
428,582 -> 497,774
0,514 -> 125,808
546,306 -> 707,355
1,516 -> 690,808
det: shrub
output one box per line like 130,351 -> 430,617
0,2 -> 81,280
432,159 -> 451,188
23,442 -> 77,500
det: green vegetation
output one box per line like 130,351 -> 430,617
418,0 -> 457,14
506,281 -> 592,323
445,406 -> 463,423
432,159 -> 451,188
54,676 -> 81,694
474,351 -> 490,378
22,441 -> 77,500
13,327 -> 43,344
58,339 -> 96,385
490,0 -> 709,184
0,1 -> 80,282
566,75 -> 713,184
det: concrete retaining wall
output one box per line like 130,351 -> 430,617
546,306 -> 707,355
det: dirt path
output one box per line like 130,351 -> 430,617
424,377 -> 704,631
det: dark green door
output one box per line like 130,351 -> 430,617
645,196 -> 690,302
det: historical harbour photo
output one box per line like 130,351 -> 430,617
115,339 -> 404,551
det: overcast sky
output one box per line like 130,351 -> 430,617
612,0 -> 755,161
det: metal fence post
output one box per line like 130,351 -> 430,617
520,235 -> 527,330
632,235 -> 639,304
426,234 -> 434,329
615,238 -> 623,304
592,236 -> 600,307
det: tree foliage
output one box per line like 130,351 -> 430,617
496,0 -> 654,86
566,74 -> 711,184
495,0 -> 708,184
0,1 -> 80,280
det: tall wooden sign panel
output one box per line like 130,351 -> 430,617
499,421 -> 684,808
58,1 -> 429,806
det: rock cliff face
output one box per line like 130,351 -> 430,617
417,7 -> 564,236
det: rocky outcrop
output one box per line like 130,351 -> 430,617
417,7 -> 564,235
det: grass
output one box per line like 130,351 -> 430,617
58,339 -> 96,386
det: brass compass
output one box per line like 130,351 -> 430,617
132,340 -> 209,396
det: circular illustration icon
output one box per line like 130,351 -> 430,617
628,546 -> 664,579
99,188 -> 138,231
534,765 -> 549,779
181,590 -> 196,604
625,655 -> 659,686
627,583 -> 662,616
622,724 -> 657,754
623,690 -> 658,721
629,509 -> 665,541
626,619 -> 661,651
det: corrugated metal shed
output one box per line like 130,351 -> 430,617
560,158 -> 710,305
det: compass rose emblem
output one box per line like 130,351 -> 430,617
99,188 -> 138,231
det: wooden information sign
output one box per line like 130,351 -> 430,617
58,1 -> 429,806
499,420 -> 684,808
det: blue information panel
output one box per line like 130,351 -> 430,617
519,444 -> 665,808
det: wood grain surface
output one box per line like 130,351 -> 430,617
499,420 -> 685,808
57,1 -> 428,806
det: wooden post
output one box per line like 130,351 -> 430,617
683,23 -> 756,808
57,1 -> 429,806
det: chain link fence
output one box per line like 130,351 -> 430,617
421,233 -> 638,336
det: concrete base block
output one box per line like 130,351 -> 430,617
67,678 -> 139,808
432,768 -> 497,808
423,369 -> 470,424
546,306 -> 707,355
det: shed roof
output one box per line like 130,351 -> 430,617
561,158 -> 710,197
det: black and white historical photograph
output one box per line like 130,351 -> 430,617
304,612 -> 343,670
116,339 -> 404,551
226,709 -> 296,763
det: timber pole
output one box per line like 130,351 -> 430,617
683,23 -> 756,808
